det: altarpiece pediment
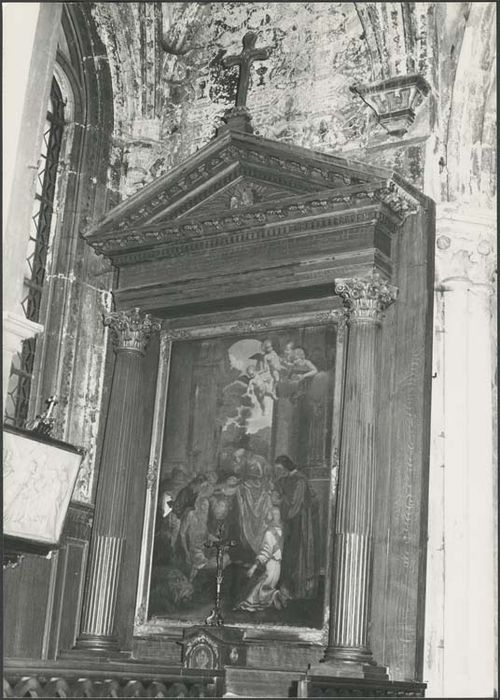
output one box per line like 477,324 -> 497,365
85,124 -> 423,319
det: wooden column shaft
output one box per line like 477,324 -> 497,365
327,319 -> 379,662
92,351 -> 144,535
325,275 -> 397,666
77,309 -> 160,650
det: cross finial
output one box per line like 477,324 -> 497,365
223,31 -> 272,110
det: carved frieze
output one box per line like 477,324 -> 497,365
162,327 -> 194,341
229,318 -> 272,333
103,308 -> 162,354
88,185 -> 407,266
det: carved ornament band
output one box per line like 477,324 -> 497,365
335,274 -> 398,323
103,308 -> 161,355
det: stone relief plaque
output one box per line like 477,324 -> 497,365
3,428 -> 83,545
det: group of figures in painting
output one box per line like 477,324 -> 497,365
149,332 -> 333,627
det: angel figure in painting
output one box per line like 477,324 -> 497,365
244,365 -> 277,414
250,339 -> 281,402
279,340 -> 296,376
235,506 -> 288,612
289,347 -> 318,384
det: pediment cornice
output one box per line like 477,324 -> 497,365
85,127 -> 422,240
87,175 -> 420,266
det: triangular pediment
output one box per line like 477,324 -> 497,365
174,174 -> 303,221
85,128 -> 394,240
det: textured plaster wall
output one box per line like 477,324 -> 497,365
89,1 -> 496,207
93,2 -> 381,199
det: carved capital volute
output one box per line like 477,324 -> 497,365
335,274 -> 398,324
103,308 -> 161,355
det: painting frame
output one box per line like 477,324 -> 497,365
134,307 -> 347,643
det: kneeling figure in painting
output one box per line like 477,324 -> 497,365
235,506 -> 288,612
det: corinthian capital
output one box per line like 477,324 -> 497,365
335,273 -> 398,323
103,308 -> 161,355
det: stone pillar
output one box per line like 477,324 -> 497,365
424,205 -> 497,697
3,3 -> 62,411
75,308 -> 160,653
321,274 -> 397,675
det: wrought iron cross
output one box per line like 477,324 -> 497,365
223,31 -> 272,108
204,522 -> 236,626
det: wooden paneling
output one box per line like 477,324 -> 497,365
47,537 -> 89,657
3,501 -> 93,661
371,203 -> 435,681
117,249 -> 379,313
3,554 -> 55,658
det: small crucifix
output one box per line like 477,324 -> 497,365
29,395 -> 58,436
223,31 -> 272,109
204,522 -> 236,627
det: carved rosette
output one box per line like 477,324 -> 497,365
335,274 -> 398,324
103,308 -> 161,355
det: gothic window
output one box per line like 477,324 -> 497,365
4,79 -> 65,428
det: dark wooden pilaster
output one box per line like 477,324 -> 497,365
75,308 -> 160,653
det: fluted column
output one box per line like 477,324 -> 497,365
323,274 -> 397,668
76,308 -> 160,652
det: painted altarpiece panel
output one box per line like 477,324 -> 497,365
135,311 -> 345,638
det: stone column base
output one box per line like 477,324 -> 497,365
59,641 -> 130,662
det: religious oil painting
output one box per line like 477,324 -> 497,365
148,323 -> 339,629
